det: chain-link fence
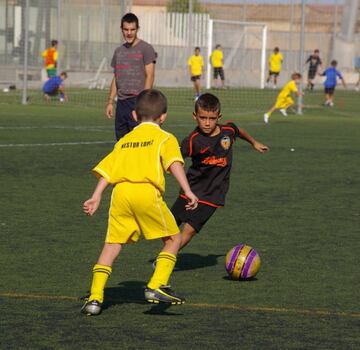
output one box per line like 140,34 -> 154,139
0,0 -> 359,111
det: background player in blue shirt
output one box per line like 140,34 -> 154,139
321,60 -> 346,107
43,71 -> 67,102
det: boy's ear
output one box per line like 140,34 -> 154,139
218,113 -> 222,120
132,110 -> 138,121
159,113 -> 167,125
192,112 -> 197,120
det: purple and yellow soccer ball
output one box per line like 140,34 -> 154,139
225,244 -> 261,280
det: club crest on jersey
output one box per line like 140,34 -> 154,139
220,136 -> 231,150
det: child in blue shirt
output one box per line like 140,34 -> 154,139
43,71 -> 67,102
321,60 -> 346,107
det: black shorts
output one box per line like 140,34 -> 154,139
43,89 -> 59,96
115,97 -> 138,140
308,69 -> 317,80
269,71 -> 280,77
324,87 -> 335,95
171,196 -> 217,233
213,67 -> 225,80
191,75 -> 201,82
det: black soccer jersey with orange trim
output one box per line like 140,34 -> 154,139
180,122 -> 240,207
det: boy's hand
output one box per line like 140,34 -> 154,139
253,141 -> 269,153
184,191 -> 198,210
83,196 -> 101,216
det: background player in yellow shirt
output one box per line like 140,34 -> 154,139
266,47 -> 283,89
41,40 -> 58,78
264,72 -> 302,123
81,89 -> 198,316
188,47 -> 204,101
211,44 -> 225,88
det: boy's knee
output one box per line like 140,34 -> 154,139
163,233 -> 181,245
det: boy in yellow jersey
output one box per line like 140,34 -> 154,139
266,47 -> 283,89
211,44 -> 225,88
264,72 -> 302,124
188,47 -> 204,101
41,40 -> 58,78
81,89 -> 198,316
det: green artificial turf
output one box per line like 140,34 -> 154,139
0,89 -> 359,349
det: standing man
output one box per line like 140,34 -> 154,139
42,40 -> 58,78
266,47 -> 283,89
210,44 -> 225,88
188,47 -> 204,101
106,13 -> 156,140
305,49 -> 322,91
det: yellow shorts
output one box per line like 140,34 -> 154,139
105,182 -> 179,244
275,96 -> 294,109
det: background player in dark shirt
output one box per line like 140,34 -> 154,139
171,93 -> 269,250
305,49 -> 322,91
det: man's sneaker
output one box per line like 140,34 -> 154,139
144,285 -> 185,305
81,299 -> 102,316
263,113 -> 269,124
279,108 -> 288,117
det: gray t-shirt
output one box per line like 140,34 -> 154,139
111,40 -> 156,100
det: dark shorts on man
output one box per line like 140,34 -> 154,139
213,67 -> 225,80
115,97 -> 138,140
308,69 -> 317,80
269,70 -> 280,77
191,75 -> 201,82
171,196 -> 217,233
324,87 -> 335,95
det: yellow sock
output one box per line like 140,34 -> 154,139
88,264 -> 112,303
147,252 -> 176,290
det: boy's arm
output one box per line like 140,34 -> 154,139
83,177 -> 109,216
237,127 -> 269,153
169,161 -> 198,210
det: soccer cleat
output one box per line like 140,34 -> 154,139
329,101 -> 334,107
279,109 -> 288,117
81,299 -> 102,316
144,285 -> 185,305
263,113 -> 269,124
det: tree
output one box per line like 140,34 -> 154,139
166,0 -> 205,13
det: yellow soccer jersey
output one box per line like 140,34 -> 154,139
211,49 -> 223,68
93,122 -> 184,194
269,52 -> 283,73
188,55 -> 204,76
278,80 -> 298,98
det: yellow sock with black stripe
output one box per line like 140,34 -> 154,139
88,264 -> 112,303
147,252 -> 176,290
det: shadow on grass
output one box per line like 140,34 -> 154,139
222,275 -> 259,282
148,253 -> 225,271
81,280 -> 184,316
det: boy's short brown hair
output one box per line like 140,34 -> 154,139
194,93 -> 221,114
135,89 -> 167,121
291,72 -> 302,80
60,71 -> 68,79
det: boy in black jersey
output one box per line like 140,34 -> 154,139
305,49 -> 322,91
171,93 -> 269,249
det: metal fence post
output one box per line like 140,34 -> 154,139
21,0 -> 30,105
297,0 -> 306,115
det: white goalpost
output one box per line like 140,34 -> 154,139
206,19 -> 268,90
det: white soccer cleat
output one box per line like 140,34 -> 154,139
355,86 -> 359,92
279,109 -> 288,117
329,101 -> 334,107
263,113 -> 269,124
